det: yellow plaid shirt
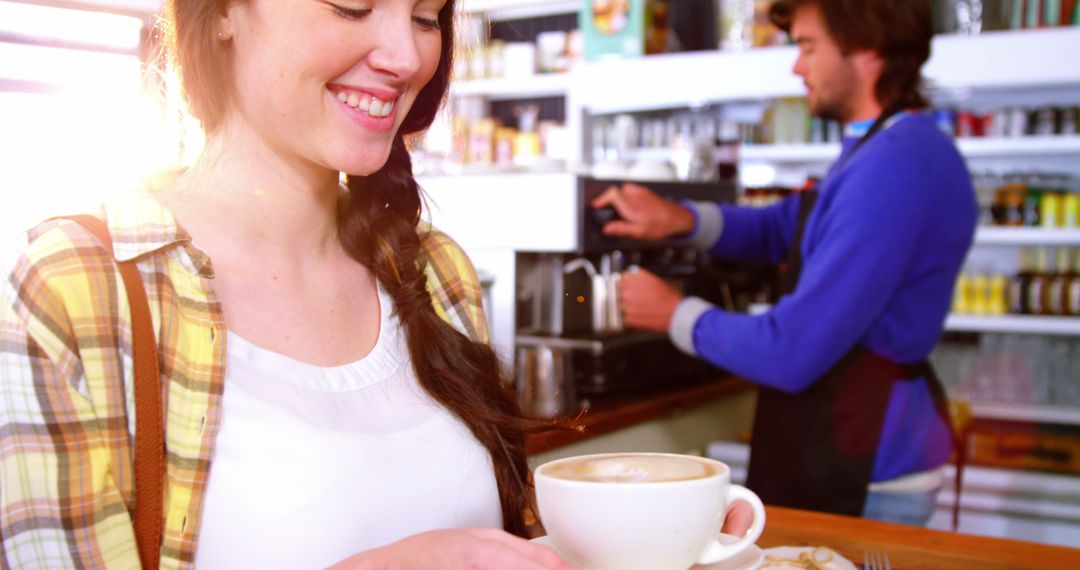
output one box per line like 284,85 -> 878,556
0,192 -> 491,568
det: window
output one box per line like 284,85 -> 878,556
0,1 -> 189,261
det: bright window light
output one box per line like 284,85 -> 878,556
0,2 -> 193,266
0,42 -> 143,91
0,1 -> 144,51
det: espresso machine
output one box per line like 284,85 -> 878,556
514,177 -> 739,417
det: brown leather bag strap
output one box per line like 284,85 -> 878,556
65,215 -> 163,570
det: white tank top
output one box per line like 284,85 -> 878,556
194,284 -> 502,569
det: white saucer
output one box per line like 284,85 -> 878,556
530,534 -> 765,570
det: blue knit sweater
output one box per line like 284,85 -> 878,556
672,112 -> 977,481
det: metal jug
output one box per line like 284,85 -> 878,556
515,344 -> 577,418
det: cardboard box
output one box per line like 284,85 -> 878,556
580,0 -> 647,61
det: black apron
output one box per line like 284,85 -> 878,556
744,110 -> 963,517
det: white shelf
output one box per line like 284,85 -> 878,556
974,227 -> 1080,246
576,28 -> 1080,114
451,72 -> 571,100
738,136 -> 1080,164
970,402 -> 1080,426
945,314 -> 1080,335
739,143 -> 840,162
460,0 -> 579,19
925,28 -> 1080,93
578,46 -> 805,113
959,136 -> 1080,158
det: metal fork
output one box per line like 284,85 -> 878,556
863,550 -> 892,570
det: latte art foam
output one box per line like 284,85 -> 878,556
544,454 -> 718,483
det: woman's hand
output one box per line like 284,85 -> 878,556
333,504 -> 754,568
331,528 -> 575,569
591,183 -> 695,241
722,501 -> 755,537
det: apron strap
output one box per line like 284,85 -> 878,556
779,104 -> 907,296
899,360 -> 966,532
778,190 -> 819,296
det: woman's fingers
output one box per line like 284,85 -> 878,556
721,500 -> 755,537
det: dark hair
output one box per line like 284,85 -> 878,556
165,0 -> 538,536
769,0 -> 932,110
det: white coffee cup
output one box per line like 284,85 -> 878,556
534,452 -> 766,570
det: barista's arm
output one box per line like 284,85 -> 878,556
592,184 -> 801,264
669,179 -> 923,393
592,183 -> 696,241
680,196 -> 801,264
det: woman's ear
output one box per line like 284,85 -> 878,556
216,3 -> 240,42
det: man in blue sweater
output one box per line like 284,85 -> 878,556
594,0 -> 976,525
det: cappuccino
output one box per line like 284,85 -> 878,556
535,453 -> 766,570
542,453 -> 718,483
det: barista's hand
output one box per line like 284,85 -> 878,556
619,268 -> 684,333
331,528 -> 575,569
592,183 -> 696,241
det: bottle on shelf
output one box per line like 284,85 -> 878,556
993,177 -> 1026,226
1027,247 -> 1051,316
1008,248 -> 1032,315
988,273 -> 1009,316
1045,248 -> 1070,316
1064,193 -> 1080,228
1066,248 -> 1080,317
972,172 -> 999,226
1041,191 -> 1062,229
953,271 -> 972,314
970,271 -> 990,315
1022,176 -> 1043,227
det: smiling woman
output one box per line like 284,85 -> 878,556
0,1 -> 571,569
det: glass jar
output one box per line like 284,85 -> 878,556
718,0 -> 755,51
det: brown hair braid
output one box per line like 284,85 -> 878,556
340,136 -> 535,536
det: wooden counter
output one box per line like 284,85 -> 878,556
525,376 -> 754,455
762,505 -> 1080,569
520,378 -> 1080,567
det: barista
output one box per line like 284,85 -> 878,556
593,0 -> 977,525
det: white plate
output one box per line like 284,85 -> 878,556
530,534 -> 765,570
759,546 -> 857,570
